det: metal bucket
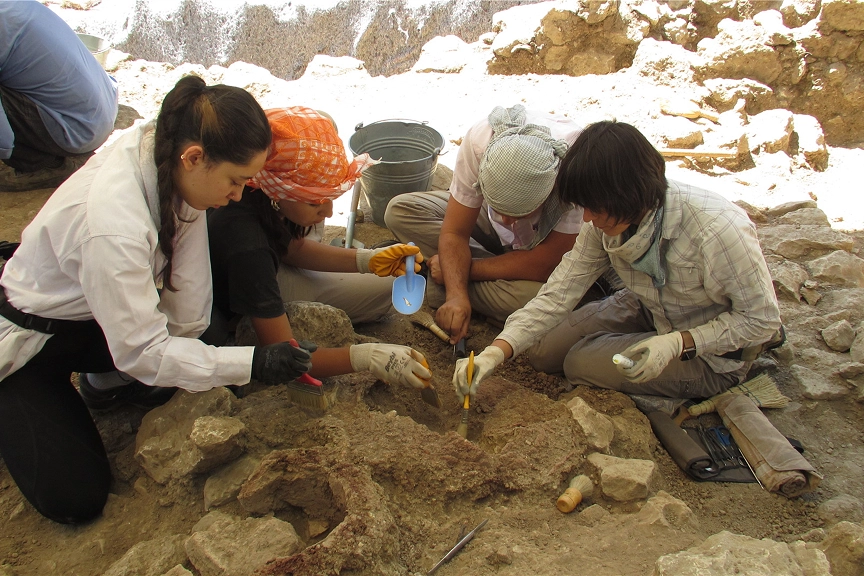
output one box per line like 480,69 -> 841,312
349,119 -> 444,227
76,33 -> 110,68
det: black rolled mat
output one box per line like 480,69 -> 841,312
647,411 -> 755,483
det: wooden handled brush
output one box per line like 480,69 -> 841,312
556,475 -> 593,513
456,352 -> 473,439
409,310 -> 450,342
689,373 -> 789,416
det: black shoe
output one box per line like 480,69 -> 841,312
77,373 -> 177,411
0,154 -> 92,192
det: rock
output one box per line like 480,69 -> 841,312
654,530 -> 831,575
789,540 -> 834,576
135,388 -> 239,484
851,332 -> 864,364
412,35 -> 473,73
757,225 -> 854,259
695,19 -> 784,85
704,78 -> 774,114
486,546 -> 513,566
190,416 -> 245,462
768,259 -> 809,301
790,364 -> 850,400
103,535 -> 187,576
807,251 -> 864,288
822,320 -> 856,352
818,494 -> 864,526
754,9 -> 795,46
780,0 -> 821,28
301,55 -> 368,79
204,455 -> 261,510
576,503 -> 611,527
566,396 -> 615,451
161,567 -> 193,576
820,0 -> 864,31
635,491 -> 699,532
185,515 -> 302,576
747,109 -> 794,154
587,453 -> 657,502
631,38 -> 699,86
776,207 -> 831,227
793,114 -> 829,171
430,163 -> 454,191
766,199 -> 818,217
657,115 -> 705,148
816,521 -> 864,576
236,301 -> 357,348
836,362 -> 864,379
735,199 -> 768,223
817,290 -> 864,328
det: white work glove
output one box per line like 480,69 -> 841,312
452,345 -> 506,404
616,332 -> 683,384
349,343 -> 432,389
355,244 -> 423,277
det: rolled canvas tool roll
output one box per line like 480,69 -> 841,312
647,411 -> 718,480
714,394 -> 821,498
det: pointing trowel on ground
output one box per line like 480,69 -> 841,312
418,357 -> 442,409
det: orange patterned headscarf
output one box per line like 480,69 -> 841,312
249,107 -> 377,203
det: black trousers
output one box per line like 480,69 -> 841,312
0,320 -> 116,524
0,84 -> 75,172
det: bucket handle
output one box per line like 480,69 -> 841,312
352,120 -> 447,157
354,119 -> 432,132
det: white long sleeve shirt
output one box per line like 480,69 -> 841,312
0,121 -> 253,390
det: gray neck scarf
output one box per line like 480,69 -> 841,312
606,206 -> 667,288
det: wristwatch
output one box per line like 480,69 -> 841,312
680,330 -> 697,361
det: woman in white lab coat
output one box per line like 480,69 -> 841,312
0,75 -> 313,524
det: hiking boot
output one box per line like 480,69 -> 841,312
0,154 -> 92,192
77,372 -> 177,411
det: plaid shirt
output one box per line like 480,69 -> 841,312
498,181 -> 782,374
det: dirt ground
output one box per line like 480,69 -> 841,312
2,184 -> 862,575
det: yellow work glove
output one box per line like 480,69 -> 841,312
616,332 -> 683,384
356,244 -> 423,277
349,343 -> 432,389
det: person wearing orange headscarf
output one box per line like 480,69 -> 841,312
205,107 -> 431,388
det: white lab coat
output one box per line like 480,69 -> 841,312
0,121 -> 253,391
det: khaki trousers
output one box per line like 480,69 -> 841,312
529,289 -> 748,399
384,191 -> 544,324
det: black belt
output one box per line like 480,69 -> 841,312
0,262 -> 80,335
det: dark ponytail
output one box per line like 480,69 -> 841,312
153,75 -> 271,290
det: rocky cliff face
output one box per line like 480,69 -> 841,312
74,0 -> 526,79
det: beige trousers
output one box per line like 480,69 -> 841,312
276,225 -> 394,324
384,190 -> 544,325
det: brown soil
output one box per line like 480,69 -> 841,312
1,195 -> 861,575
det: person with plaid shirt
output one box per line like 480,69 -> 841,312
452,120 -> 782,402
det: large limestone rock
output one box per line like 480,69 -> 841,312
791,364 -> 850,400
635,491 -> 699,532
103,535 -> 188,576
695,18 -> 784,85
185,513 -> 302,576
816,521 -> 864,576
135,388 -> 243,484
565,396 -> 615,451
488,0 -> 647,76
806,251 -> 864,288
654,530 -> 831,575
757,225 -> 854,259
587,453 -> 657,501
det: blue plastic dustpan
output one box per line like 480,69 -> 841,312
392,242 -> 426,315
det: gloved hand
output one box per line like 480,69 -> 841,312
616,332 -> 683,384
356,244 -> 423,277
349,343 -> 432,388
452,345 -> 506,403
251,340 -> 317,384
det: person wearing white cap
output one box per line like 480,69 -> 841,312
384,104 -> 584,344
